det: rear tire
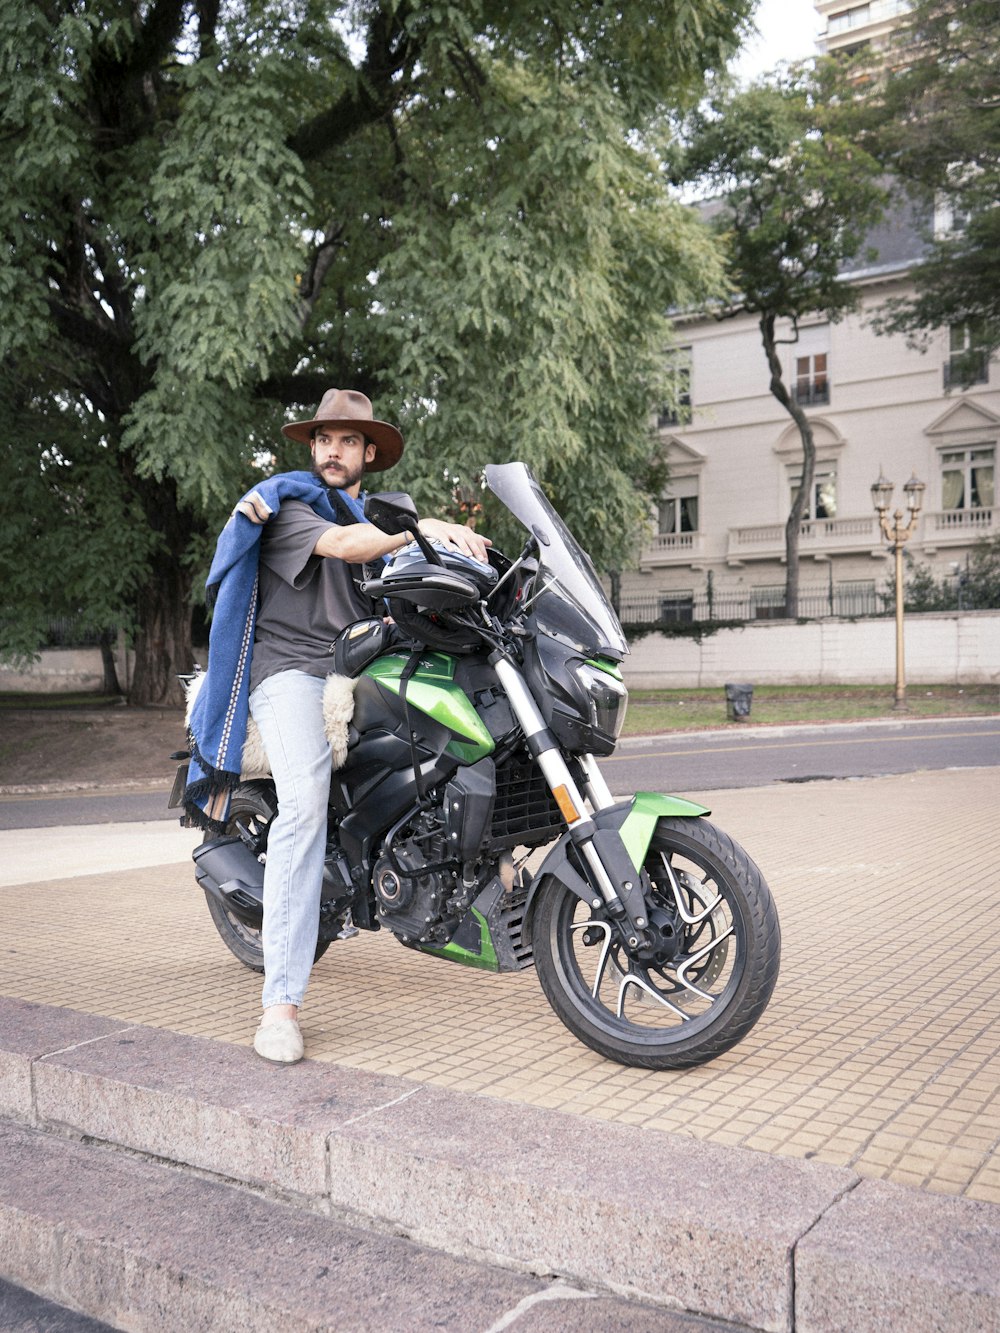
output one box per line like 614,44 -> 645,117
202,781 -> 331,973
533,816 -> 780,1069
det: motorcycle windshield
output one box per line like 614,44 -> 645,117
485,462 -> 629,660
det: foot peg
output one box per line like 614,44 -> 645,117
337,910 -> 360,940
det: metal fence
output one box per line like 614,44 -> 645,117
40,619 -> 115,648
619,575 -> 969,626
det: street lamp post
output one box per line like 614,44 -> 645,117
871,469 -> 926,712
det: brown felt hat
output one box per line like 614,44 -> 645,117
281,388 -> 404,472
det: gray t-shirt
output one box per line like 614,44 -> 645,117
249,500 -> 374,691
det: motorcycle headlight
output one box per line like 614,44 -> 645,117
574,661 -> 628,745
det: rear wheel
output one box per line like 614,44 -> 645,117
533,817 -> 780,1069
202,781 -> 331,973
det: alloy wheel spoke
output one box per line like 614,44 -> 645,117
657,854 -> 721,924
616,969 -> 689,1020
676,922 -> 735,998
570,919 -> 613,998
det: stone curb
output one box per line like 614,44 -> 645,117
0,1120 -> 561,1333
2,998 -> 999,1331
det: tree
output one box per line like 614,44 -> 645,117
882,535 -> 1000,612
676,68 -> 887,616
0,0 -> 750,704
855,0 -> 1000,362
962,534 -> 1000,609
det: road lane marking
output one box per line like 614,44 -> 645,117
602,728 -> 1000,763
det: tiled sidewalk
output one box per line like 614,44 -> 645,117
2,767 -> 998,1203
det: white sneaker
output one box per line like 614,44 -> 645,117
253,1018 -> 304,1064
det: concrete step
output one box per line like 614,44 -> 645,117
1,1120 -> 742,1332
2,997 -> 999,1333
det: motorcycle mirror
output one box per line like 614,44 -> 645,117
364,492 -> 420,535
364,491 -> 445,567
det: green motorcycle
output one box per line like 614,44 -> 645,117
191,462 -> 780,1069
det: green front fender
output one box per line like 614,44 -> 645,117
522,792 -> 710,944
617,791 -> 711,872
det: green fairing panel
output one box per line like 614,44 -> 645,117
587,657 -> 624,680
364,652 -> 495,763
416,908 -> 499,971
617,791 -> 711,871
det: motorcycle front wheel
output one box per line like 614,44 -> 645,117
202,781 -> 331,974
532,816 -> 780,1070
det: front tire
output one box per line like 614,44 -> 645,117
202,781 -> 331,973
533,817 -> 780,1069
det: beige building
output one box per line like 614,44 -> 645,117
622,214 -> 999,624
817,0 -> 912,58
619,0 -> 1000,625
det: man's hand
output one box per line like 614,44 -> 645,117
232,491 -> 273,525
418,518 -> 492,563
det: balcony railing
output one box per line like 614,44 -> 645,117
644,509 -> 996,568
931,507 -> 994,535
641,531 -> 702,564
727,514 -> 880,561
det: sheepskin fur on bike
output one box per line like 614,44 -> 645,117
185,672 -> 356,777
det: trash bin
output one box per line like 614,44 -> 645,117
725,682 -> 753,722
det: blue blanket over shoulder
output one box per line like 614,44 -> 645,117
183,471 -> 369,832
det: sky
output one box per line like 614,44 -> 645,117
730,0 -> 825,81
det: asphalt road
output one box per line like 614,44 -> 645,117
601,716 -> 1000,799
2,716 -> 997,830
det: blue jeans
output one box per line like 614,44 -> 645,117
248,670 -> 331,1009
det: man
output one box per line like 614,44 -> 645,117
187,389 -> 489,1065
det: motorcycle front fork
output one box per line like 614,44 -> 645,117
491,655 -> 649,945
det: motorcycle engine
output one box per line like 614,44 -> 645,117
372,809 -> 465,946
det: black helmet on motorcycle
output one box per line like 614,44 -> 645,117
380,542 -> 501,654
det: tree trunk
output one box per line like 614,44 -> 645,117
128,560 -> 195,707
121,465 -> 199,706
98,629 -> 122,697
759,313 -> 817,619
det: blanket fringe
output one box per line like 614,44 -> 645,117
181,738 -> 243,834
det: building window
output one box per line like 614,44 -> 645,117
659,593 -> 694,624
933,193 -> 968,240
790,464 -> 837,520
658,476 -> 699,534
945,322 -> 989,388
941,446 -> 995,511
752,586 -> 786,620
657,348 -> 692,427
828,4 -> 870,35
792,353 -> 829,405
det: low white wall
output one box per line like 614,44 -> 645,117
621,611 -> 1000,689
2,615 -> 998,694
0,645 -> 209,696
0,646 -> 123,694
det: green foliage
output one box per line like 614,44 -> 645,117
881,554 -> 955,614
853,0 -> 1000,354
0,0 -> 750,699
881,538 -> 1000,613
676,68 -> 888,325
0,395 -> 155,664
962,535 -> 1000,609
621,618 -> 744,645
376,63 -> 725,565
